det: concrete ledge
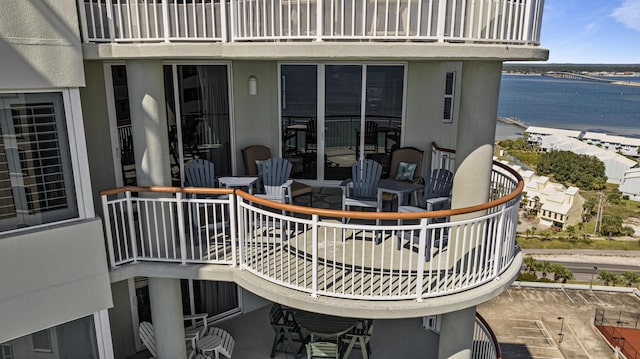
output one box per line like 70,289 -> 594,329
109,251 -> 523,318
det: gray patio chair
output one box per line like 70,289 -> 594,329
269,303 -> 305,357
255,157 -> 294,204
184,159 -> 216,188
241,145 -> 313,205
340,159 -> 383,223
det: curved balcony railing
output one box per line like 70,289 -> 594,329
473,313 -> 502,359
79,0 -> 543,45
100,160 -> 522,301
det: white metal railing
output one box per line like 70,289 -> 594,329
79,0 -> 543,44
100,161 -> 522,301
472,314 -> 501,359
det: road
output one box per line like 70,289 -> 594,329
520,249 -> 640,281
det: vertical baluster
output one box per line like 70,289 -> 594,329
361,0 -> 366,36
405,0 -> 411,37
340,0 -> 344,36
449,0 -> 456,37
263,0 -> 267,36
435,0 -> 445,41
383,0 -> 389,36
133,0 -> 142,39
329,0 -> 334,35
310,214 -> 319,297
270,0 -> 275,36
102,196 -> 117,267
414,219 -> 428,301
306,0 -> 310,36
83,0 -> 95,41
394,0 -> 399,36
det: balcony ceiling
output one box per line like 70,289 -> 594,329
82,42 -> 549,61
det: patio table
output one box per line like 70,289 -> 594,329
376,179 -> 422,212
293,310 -> 358,341
196,334 -> 223,358
217,176 -> 259,194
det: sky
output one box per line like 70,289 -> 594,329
539,0 -> 640,64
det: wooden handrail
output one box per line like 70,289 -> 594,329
99,161 -> 523,221
432,142 -> 456,154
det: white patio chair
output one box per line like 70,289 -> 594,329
138,321 -> 201,359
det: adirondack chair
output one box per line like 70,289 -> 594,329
204,327 -> 235,359
184,159 -> 216,188
255,157 -> 294,204
269,304 -> 305,357
138,321 -> 201,359
340,160 -> 383,222
397,168 -> 454,252
241,145 -> 313,205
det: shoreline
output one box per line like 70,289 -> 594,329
495,119 -> 640,141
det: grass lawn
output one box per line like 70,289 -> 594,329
517,236 -> 640,250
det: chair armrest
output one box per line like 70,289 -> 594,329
339,179 -> 353,197
184,313 -> 208,322
281,179 -> 294,189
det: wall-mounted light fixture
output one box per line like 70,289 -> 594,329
248,75 -> 258,96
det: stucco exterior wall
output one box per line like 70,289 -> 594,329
0,0 -> 85,89
0,219 -> 113,343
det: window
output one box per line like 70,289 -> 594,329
1,345 -> 13,359
31,329 -> 52,352
0,93 -> 78,232
443,71 -> 456,123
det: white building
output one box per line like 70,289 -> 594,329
524,126 -> 582,146
0,1 -> 547,359
582,132 -> 640,158
540,135 -> 637,184
511,166 -> 584,230
620,168 -> 640,202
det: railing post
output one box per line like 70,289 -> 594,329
415,218 -> 429,302
522,0 -> 532,43
125,191 -> 139,263
436,0 -> 447,42
229,193 -> 238,267
101,194 -> 118,268
316,0 -> 323,41
229,0 -> 236,41
492,204 -> 507,278
176,192 -> 188,265
162,0 -> 170,42
311,214 -> 319,298
236,194 -> 245,269
106,0 -> 115,41
221,0 -> 228,42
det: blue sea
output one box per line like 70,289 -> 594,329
496,74 -> 640,140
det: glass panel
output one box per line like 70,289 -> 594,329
325,65 -> 362,180
110,65 -> 136,185
166,65 -> 232,186
0,93 -> 78,232
1,316 -> 98,359
281,65 -> 317,180
182,280 -> 240,319
364,65 -> 404,177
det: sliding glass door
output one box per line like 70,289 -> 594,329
164,64 -> 232,186
280,64 -> 404,182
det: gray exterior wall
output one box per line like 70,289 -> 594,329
0,219 -> 113,343
0,1 -> 84,89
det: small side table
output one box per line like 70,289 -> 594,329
217,176 -> 259,194
196,335 -> 223,359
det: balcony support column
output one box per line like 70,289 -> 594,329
126,60 -> 171,188
448,61 -> 502,269
437,306 -> 476,359
148,277 -> 188,359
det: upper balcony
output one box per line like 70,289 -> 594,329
78,0 -> 544,46
100,146 -> 524,317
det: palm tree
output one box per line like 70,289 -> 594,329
538,261 -> 552,278
551,264 -> 574,283
622,272 -> 640,288
524,256 -> 537,272
598,271 -> 621,286
524,228 -> 532,239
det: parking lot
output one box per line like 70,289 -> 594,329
478,287 -> 640,358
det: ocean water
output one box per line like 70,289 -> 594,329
496,74 -> 640,139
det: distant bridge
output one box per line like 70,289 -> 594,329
543,71 -> 613,83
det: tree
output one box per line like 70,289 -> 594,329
535,150 -> 607,190
566,225 -> 577,240
524,228 -> 532,239
598,271 -> 621,286
538,261 -> 552,278
550,264 -> 574,283
524,256 -> 537,272
600,216 -> 626,237
607,190 -> 622,205
622,272 -> 640,287
583,197 -> 597,215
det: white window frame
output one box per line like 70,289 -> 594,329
1,344 -> 13,359
0,89 -> 93,234
31,329 -> 53,353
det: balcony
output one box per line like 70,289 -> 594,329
79,0 -> 543,45
100,151 -> 523,304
